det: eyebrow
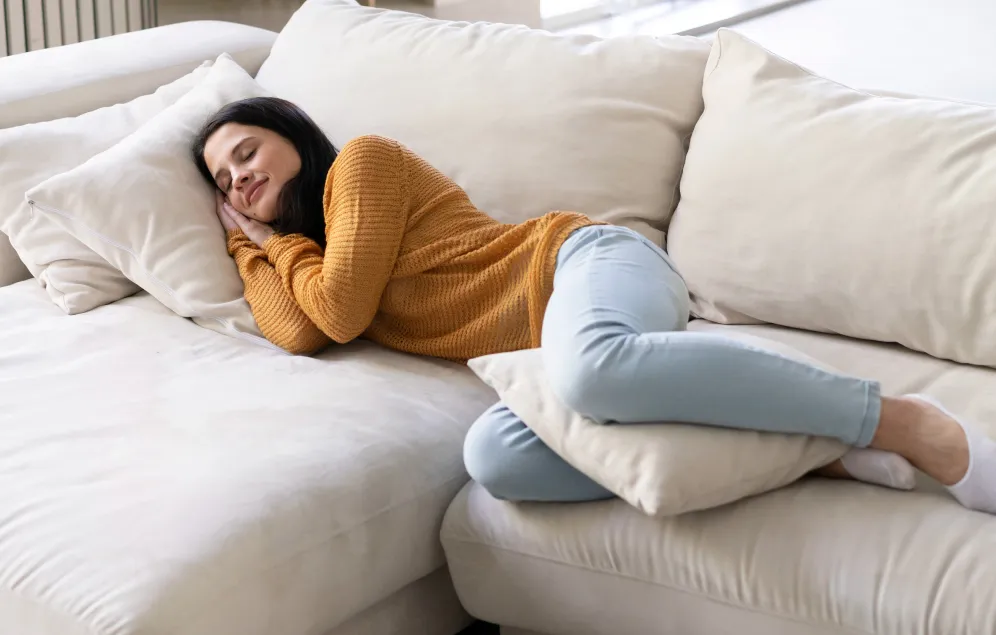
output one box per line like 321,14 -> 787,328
212,137 -> 254,186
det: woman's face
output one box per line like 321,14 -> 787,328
202,122 -> 302,223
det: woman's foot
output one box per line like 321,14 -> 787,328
843,448 -> 917,490
906,395 -> 996,514
874,395 -> 996,514
815,448 -> 916,490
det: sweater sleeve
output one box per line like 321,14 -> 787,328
263,136 -> 408,344
227,229 -> 332,355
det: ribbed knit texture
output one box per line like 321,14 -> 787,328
228,135 -> 599,360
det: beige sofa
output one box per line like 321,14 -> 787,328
1,1 -> 995,634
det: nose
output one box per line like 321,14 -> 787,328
234,169 -> 252,190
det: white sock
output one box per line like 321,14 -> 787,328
839,448 -> 916,490
910,394 -> 996,515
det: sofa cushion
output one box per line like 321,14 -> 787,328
324,568 -> 471,635
27,55 -> 266,338
254,0 -> 710,247
0,63 -> 212,312
444,480 -> 996,635
468,347 -> 845,517
0,280 -> 495,635
0,20 -> 276,291
667,29 -> 996,367
442,320 -> 996,635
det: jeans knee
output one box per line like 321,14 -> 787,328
548,363 -> 600,419
463,404 -> 517,500
545,339 -> 628,421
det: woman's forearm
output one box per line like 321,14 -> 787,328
228,230 -> 331,355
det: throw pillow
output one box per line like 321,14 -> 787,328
468,334 -> 848,517
26,55 -> 272,346
0,62 -> 211,311
668,29 -> 996,367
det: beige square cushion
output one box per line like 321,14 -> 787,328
468,337 -> 846,517
668,29 -> 996,367
0,64 -> 211,310
26,55 -> 269,344
254,0 -> 710,246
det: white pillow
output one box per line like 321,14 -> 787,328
254,0 -> 710,246
26,55 -> 272,346
668,29 -> 996,367
0,63 -> 211,311
468,337 -> 847,517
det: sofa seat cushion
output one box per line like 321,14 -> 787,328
442,320 -> 996,635
0,281 -> 495,635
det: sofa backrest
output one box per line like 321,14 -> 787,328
255,0 -> 711,248
0,21 -> 277,130
667,29 -> 996,368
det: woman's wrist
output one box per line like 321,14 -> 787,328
261,233 -> 280,252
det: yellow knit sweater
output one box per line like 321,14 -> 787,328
227,135 -> 599,360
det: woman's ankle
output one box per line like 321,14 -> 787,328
873,396 -> 968,486
871,396 -> 921,456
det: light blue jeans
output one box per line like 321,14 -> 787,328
463,225 -> 882,502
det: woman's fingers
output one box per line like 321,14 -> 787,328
223,204 -> 244,224
232,210 -> 252,231
217,200 -> 239,233
219,202 -> 270,246
224,203 -> 247,224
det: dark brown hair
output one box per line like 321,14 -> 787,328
192,97 -> 337,248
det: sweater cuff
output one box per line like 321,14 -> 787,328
226,228 -> 249,254
263,234 -> 293,266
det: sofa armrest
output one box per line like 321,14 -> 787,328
0,21 -> 277,129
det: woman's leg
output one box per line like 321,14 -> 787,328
542,227 -> 978,505
542,226 -> 880,446
464,402 -> 613,502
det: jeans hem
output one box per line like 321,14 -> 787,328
854,380 -> 882,447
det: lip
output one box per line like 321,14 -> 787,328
246,178 -> 268,206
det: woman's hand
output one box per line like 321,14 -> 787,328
216,191 -> 240,234
219,195 -> 276,248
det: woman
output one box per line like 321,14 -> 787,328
193,97 -> 995,514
